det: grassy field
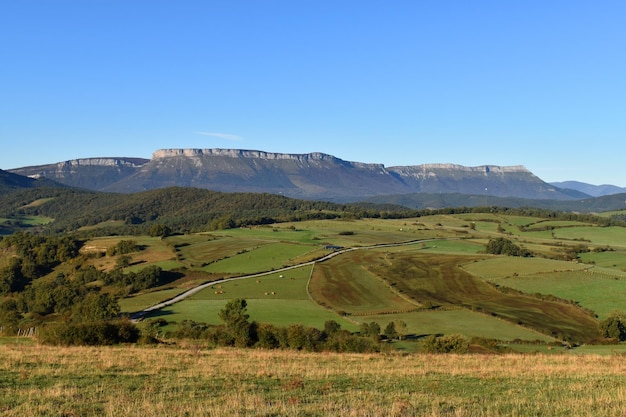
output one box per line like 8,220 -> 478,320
579,250 -> 626,271
118,288 -> 187,313
155,298 -> 358,330
201,242 -> 316,274
309,249 -> 418,314
353,309 -> 555,344
1,343 -> 626,416
463,256 -> 626,319
368,252 -> 600,342
8,214 -> 624,347
5,213 -> 626,415
116,215 -> 626,345
83,235 -> 180,271
0,214 -> 54,227
461,257 -> 588,280
144,266 -> 360,330
472,270 -> 626,319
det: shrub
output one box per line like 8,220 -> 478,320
599,311 -> 626,341
420,334 -> 469,354
38,319 -> 140,346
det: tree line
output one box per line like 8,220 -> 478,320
0,234 -> 172,335
5,186 -> 622,237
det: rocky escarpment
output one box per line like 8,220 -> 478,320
9,157 -> 149,190
152,148 -> 386,170
385,163 -> 565,199
8,148 -> 584,201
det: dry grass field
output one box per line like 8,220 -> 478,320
1,343 -> 625,416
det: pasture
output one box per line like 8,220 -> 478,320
1,344 -> 626,416
359,309 -> 554,344
125,214 -> 626,345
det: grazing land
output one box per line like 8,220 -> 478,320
98,213 -> 626,347
1,343 -> 625,417
4,199 -> 626,415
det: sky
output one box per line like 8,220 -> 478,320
1,1 -> 625,186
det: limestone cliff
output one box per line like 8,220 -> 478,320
8,149 -> 580,201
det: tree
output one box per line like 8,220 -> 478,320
0,298 -> 22,335
384,322 -> 398,340
395,320 -> 408,340
149,224 -> 171,238
218,299 -> 253,347
599,311 -> 626,341
73,293 -> 120,322
107,240 -> 139,256
485,238 -> 530,257
256,323 -> 280,349
115,255 -> 132,269
0,258 -> 28,294
359,321 -> 381,342
323,320 -> 342,336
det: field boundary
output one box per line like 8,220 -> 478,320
134,238 -> 449,320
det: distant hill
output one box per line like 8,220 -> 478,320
0,169 -> 66,195
0,186 -> 378,234
3,186 -> 625,237
364,192 -> 626,212
550,181 -> 626,197
9,148 -> 587,201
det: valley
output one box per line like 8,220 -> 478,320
94,214 -> 626,350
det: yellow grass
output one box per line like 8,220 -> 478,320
1,343 -> 625,416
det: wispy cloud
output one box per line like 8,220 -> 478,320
193,131 -> 244,141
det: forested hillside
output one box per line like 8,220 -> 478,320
0,187 -> 415,235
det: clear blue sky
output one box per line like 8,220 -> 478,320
2,1 -> 625,186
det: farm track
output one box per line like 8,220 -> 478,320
131,238 -> 443,320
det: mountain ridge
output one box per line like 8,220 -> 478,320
550,181 -> 626,198
8,148 -> 588,201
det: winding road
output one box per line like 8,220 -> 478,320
132,238 -> 442,320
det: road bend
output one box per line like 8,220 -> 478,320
131,237 -> 445,320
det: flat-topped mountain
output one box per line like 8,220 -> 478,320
8,149 -> 586,201
9,157 -> 150,191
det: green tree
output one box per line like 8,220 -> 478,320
384,321 -> 398,340
599,311 -> 626,341
287,324 -> 306,350
395,320 -> 408,340
149,224 -> 171,238
323,320 -> 342,336
256,323 -> 280,349
0,258 -> 28,294
107,240 -> 139,256
359,321 -> 381,342
115,255 -> 132,269
73,293 -> 120,322
0,298 -> 22,335
218,299 -> 253,347
485,238 -> 529,257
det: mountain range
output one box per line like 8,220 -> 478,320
549,181 -> 626,198
7,148 -> 598,202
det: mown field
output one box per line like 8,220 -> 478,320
1,343 -> 625,416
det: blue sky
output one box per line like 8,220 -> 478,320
2,1 -> 625,186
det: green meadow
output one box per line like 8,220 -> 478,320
93,213 -> 626,348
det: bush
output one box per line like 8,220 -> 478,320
38,319 -> 140,346
420,334 -> 469,353
485,238 -> 530,257
599,311 -> 626,341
